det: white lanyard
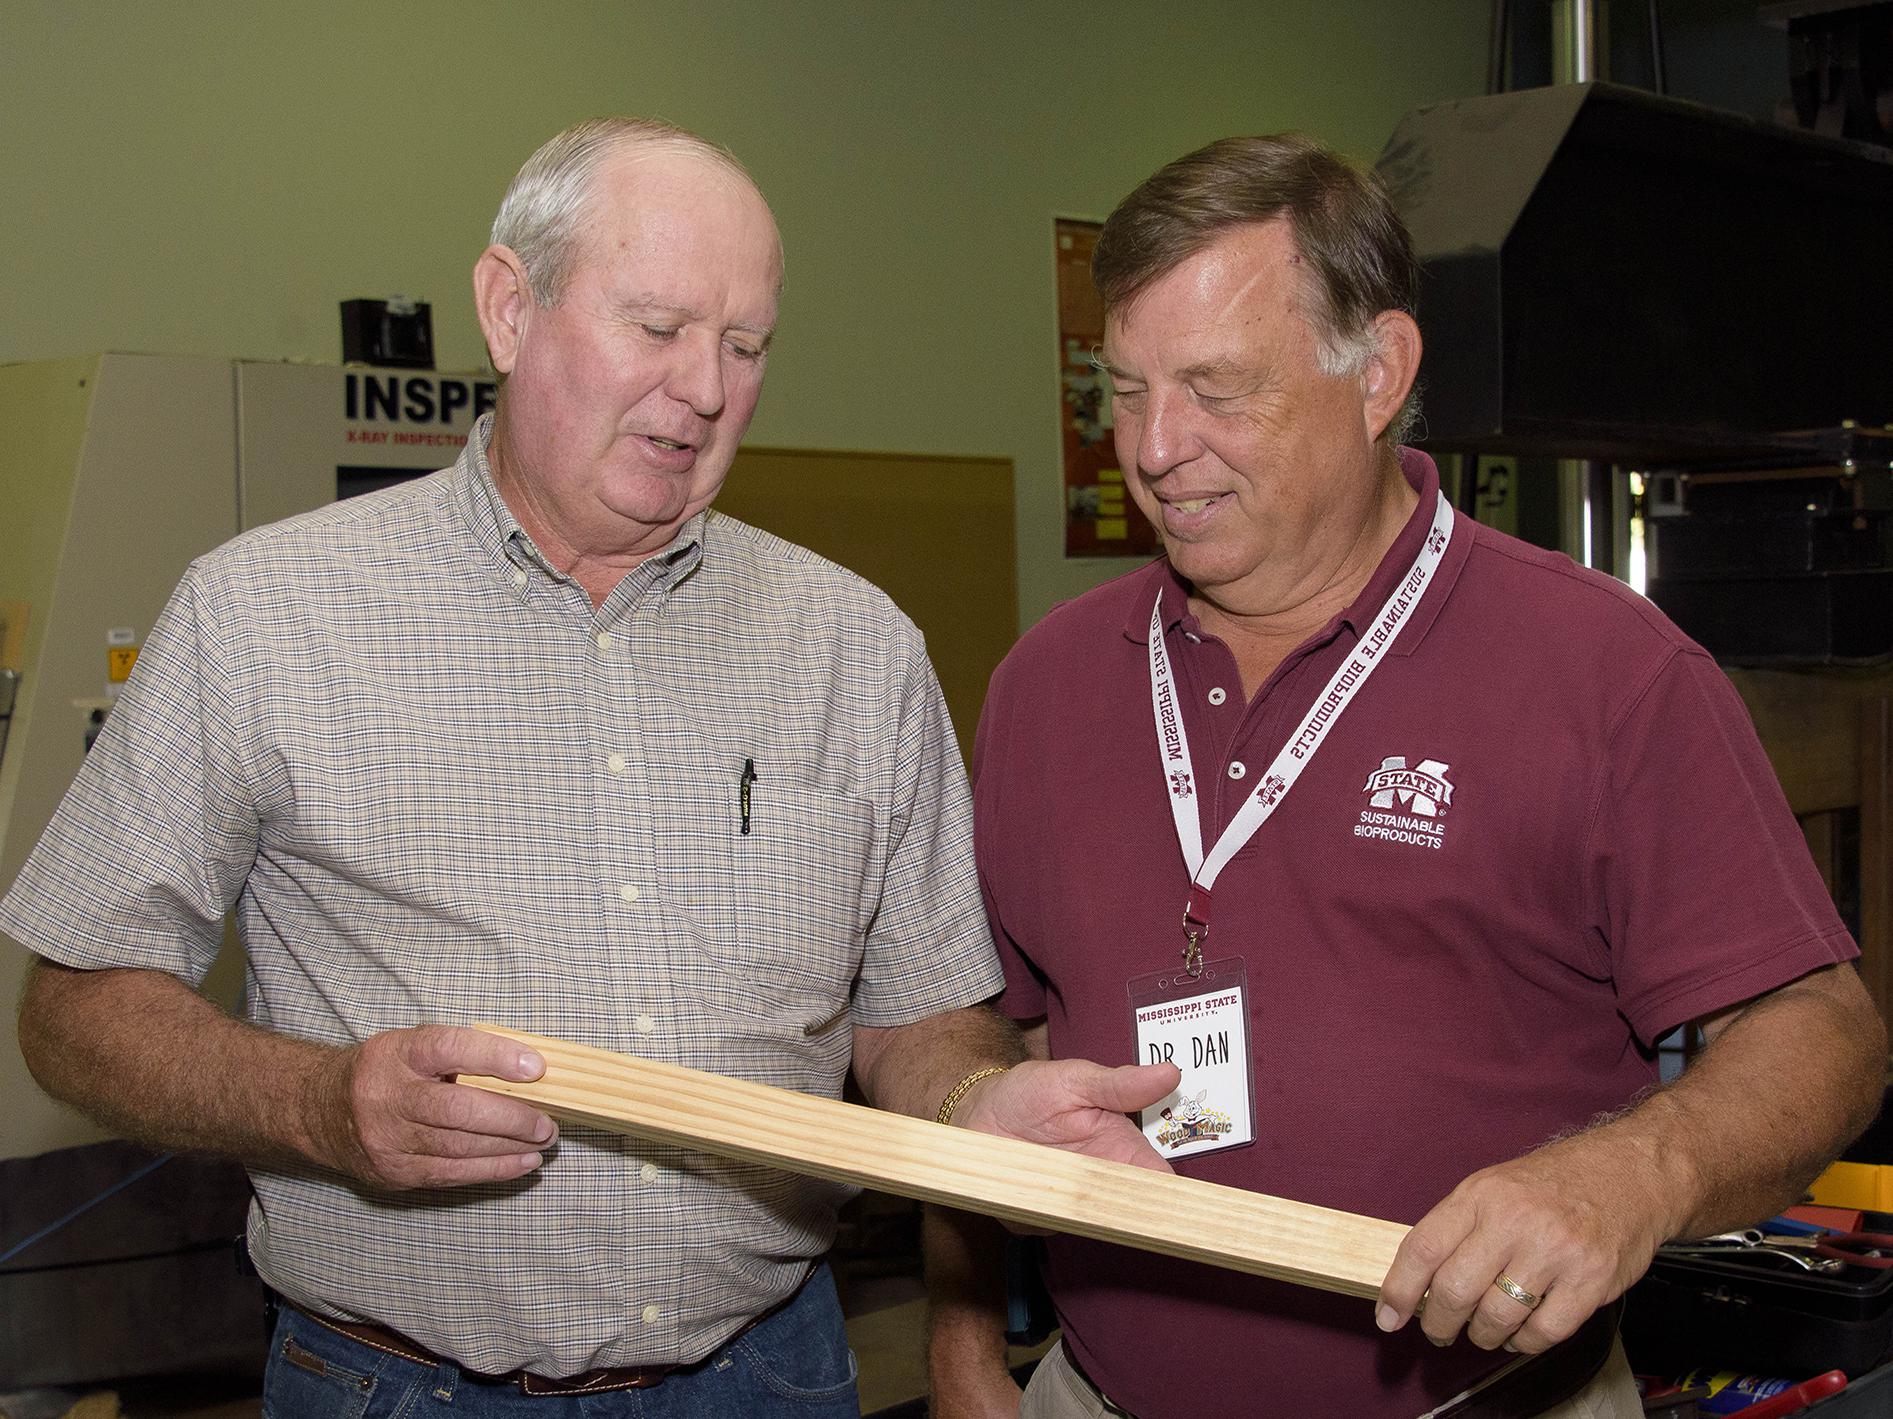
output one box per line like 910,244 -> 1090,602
1148,490 -> 1454,962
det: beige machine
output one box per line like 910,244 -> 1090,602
0,353 -> 496,1160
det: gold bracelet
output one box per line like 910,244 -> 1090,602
935,1066 -> 1010,1127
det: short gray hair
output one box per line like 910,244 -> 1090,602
1095,134 -> 1421,445
491,117 -> 758,307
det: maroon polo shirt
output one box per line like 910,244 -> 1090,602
975,449 -> 1856,1418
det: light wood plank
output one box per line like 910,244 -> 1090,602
468,1026 -> 1408,1300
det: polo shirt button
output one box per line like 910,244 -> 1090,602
607,753 -> 628,774
642,1304 -> 661,1325
1207,687 -> 1227,706
619,883 -> 640,903
1227,761 -> 1247,780
596,631 -> 612,650
640,1162 -> 658,1182
635,1013 -> 655,1035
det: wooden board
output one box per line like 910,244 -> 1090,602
468,1026 -> 1409,1300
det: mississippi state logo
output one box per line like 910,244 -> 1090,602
1363,756 -> 1454,816
1168,770 -> 1194,799
1355,755 -> 1454,849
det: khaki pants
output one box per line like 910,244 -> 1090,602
1019,1335 -> 1644,1419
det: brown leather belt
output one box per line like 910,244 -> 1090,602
291,1305 -> 679,1395
287,1267 -> 809,1397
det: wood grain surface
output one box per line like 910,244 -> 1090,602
467,1025 -> 1409,1299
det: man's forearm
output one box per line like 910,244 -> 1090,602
17,957 -> 348,1169
851,1004 -> 1027,1120
1379,963 -> 1885,1350
925,1203 -> 1022,1419
1646,963 -> 1886,1239
1465,962 -> 1884,1253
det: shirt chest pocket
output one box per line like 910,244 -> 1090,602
663,778 -> 882,1028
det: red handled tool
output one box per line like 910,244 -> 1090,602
1735,1369 -> 1847,1418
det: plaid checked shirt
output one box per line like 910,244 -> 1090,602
1,416 -> 1003,1376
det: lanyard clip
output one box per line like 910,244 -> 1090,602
1181,891 -> 1211,978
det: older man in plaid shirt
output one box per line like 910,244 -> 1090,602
4,118 -> 1175,1417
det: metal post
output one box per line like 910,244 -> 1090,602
1570,0 -> 1598,82
1552,1 -> 1636,573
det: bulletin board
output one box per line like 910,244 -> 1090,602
1056,218 -> 1158,558
715,447 -> 1017,763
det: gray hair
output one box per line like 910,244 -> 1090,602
1095,133 -> 1421,445
491,117 -> 759,307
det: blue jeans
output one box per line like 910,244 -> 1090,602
262,1265 -> 860,1418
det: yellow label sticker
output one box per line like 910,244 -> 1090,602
107,645 -> 140,682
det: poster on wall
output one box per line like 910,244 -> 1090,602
1056,218 -> 1158,558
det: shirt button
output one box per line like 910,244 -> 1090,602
512,569 -> 527,589
619,883 -> 640,903
1227,761 -> 1248,780
641,1304 -> 661,1325
607,753 -> 628,774
640,1163 -> 658,1183
635,1013 -> 655,1035
1207,687 -> 1227,706
596,631 -> 612,650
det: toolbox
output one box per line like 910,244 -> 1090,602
1622,1211 -> 1893,1381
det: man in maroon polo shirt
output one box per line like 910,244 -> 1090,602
926,134 -> 1886,1419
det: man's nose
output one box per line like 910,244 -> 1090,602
667,332 -> 726,418
1137,387 -> 1198,476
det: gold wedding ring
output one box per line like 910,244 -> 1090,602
1493,1273 -> 1543,1310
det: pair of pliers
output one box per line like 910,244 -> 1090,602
1662,1232 -> 1843,1273
1770,1227 -> 1893,1269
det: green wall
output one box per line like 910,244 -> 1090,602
1,0 -> 1488,629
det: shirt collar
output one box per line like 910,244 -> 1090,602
453,413 -> 706,598
1120,446 -> 1452,646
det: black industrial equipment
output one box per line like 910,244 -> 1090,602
340,295 -> 435,369
1376,83 -> 1893,464
1766,0 -> 1893,148
1646,426 -> 1893,664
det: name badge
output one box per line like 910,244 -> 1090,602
1128,957 -> 1254,1159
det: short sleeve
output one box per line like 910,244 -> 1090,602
0,568 -> 260,984
1591,647 -> 1856,1044
847,624 -> 1004,1025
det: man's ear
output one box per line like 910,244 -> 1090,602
473,245 -> 533,375
1361,310 -> 1422,443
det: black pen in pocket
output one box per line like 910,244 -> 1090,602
740,758 -> 757,835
